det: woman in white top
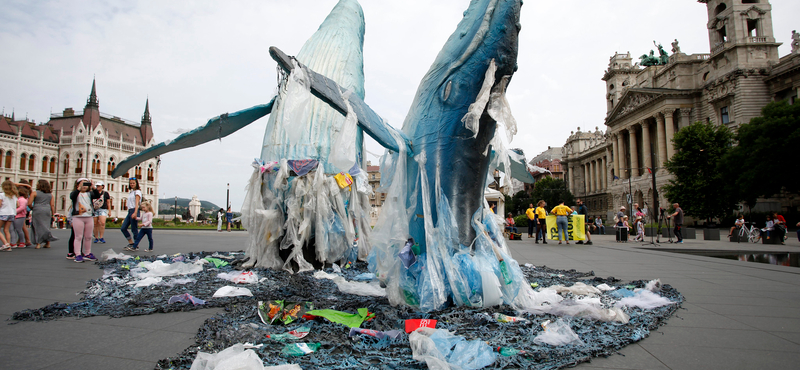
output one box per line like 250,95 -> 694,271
0,180 -> 19,251
121,178 -> 142,250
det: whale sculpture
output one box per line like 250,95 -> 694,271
112,0 -> 534,311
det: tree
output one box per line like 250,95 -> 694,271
663,121 -> 736,223
721,100 -> 800,206
504,191 -> 532,216
528,177 -> 575,211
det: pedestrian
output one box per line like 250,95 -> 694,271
12,182 -> 33,248
525,203 -> 536,238
634,216 -> 645,241
70,178 -> 101,262
122,178 -> 142,251
594,216 -> 605,234
129,200 -> 155,252
0,180 -> 19,251
575,199 -> 593,245
226,206 -> 233,232
504,213 -> 518,233
29,179 -> 57,249
666,203 -> 684,243
634,202 -> 647,220
615,206 -> 626,228
217,208 -> 224,232
622,216 -> 631,240
92,181 -> 111,244
534,200 -> 548,244
550,200 -> 572,245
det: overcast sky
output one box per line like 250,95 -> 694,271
1,0 -> 798,210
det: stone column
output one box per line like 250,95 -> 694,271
603,154 -> 609,189
611,134 -> 620,180
590,160 -> 596,193
679,108 -> 692,129
629,126 -> 639,178
583,164 -> 589,195
641,120 -> 652,170
568,165 -> 574,194
656,113 -> 667,168
664,109 -> 676,160
617,133 -> 627,178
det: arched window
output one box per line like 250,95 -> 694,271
135,165 -> 142,180
28,154 -> 35,171
92,154 -> 101,175
147,163 -> 154,181
63,154 -> 70,174
107,158 -> 116,174
75,153 -> 83,174
19,153 -> 27,171
50,158 -> 56,173
4,151 -> 12,168
42,156 -> 48,173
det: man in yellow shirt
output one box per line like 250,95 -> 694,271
550,200 -> 572,244
534,200 -> 548,244
525,204 -> 536,239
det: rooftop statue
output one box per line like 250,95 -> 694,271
112,0 -> 535,311
640,41 -> 670,66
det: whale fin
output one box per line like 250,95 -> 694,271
492,149 -> 535,184
270,46 -> 413,156
111,99 -> 275,178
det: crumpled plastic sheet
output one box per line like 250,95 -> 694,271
12,253 -> 684,370
170,293 -> 206,306
190,343 -> 301,370
313,271 -> 386,297
100,249 -> 132,261
533,318 -> 586,346
410,327 -> 497,370
132,260 -> 204,279
218,271 -> 260,284
214,286 -> 254,298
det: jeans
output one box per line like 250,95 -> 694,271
674,224 -> 683,242
132,228 -> 153,250
556,215 -> 568,241
120,209 -> 139,242
505,226 -> 518,233
528,220 -> 535,236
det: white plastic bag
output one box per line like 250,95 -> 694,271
330,89 -> 359,172
217,271 -> 259,284
190,343 -> 302,370
213,286 -> 254,298
281,60 -> 312,145
533,319 -> 585,346
132,260 -> 203,278
100,249 -> 132,261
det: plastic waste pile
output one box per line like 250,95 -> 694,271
12,251 -> 682,369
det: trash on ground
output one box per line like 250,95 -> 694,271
213,286 -> 254,298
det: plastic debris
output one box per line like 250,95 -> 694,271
190,343 -> 301,370
280,343 -> 320,357
218,271 -> 259,284
404,318 -> 437,333
304,308 -> 374,328
169,293 -> 206,306
133,260 -> 203,278
268,326 -> 310,342
100,249 -> 132,261
533,319 -> 585,346
213,286 -> 253,298
348,327 -> 403,340
312,271 -> 386,297
128,276 -> 162,287
616,289 -> 676,309
410,327 -> 496,370
258,301 -> 313,326
204,257 -> 230,268
495,346 -> 526,356
493,312 -> 528,323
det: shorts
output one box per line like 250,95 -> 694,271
0,215 -> 14,221
94,209 -> 109,217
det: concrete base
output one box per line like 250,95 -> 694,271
703,228 -> 721,240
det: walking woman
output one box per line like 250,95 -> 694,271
29,180 -> 58,249
550,200 -> 572,245
12,183 -> 32,248
122,178 -> 142,250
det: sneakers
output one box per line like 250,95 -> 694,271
66,253 -> 76,260
677,241 -> 684,244
99,238 -> 106,244
93,238 -> 99,243
74,255 -> 84,263
84,253 -> 98,261
124,244 -> 137,252
576,241 -> 584,245
585,241 -> 593,245
145,249 -> 153,252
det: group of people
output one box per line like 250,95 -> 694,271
0,179 -> 58,251
217,207 -> 234,232
728,211 -> 792,244
511,199 -> 596,245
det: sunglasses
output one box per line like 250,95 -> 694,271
129,178 -> 137,180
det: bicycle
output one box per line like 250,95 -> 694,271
737,222 -> 760,243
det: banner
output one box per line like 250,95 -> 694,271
545,215 -> 586,241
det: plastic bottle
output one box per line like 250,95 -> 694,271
280,342 -> 321,356
495,346 -> 526,356
499,260 -> 513,285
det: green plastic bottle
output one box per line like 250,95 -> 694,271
495,346 -> 525,356
499,260 -> 513,285
281,342 -> 321,356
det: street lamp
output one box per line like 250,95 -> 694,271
174,196 -> 177,221
226,183 -> 230,210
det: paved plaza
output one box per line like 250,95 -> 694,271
0,228 -> 798,369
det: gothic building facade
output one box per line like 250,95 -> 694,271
563,0 -> 799,220
0,79 -> 160,218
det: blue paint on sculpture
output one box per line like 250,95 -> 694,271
402,0 -> 521,250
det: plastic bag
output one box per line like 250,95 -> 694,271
190,343 -> 302,370
533,319 -> 585,346
213,286 -> 253,298
127,276 -> 162,287
409,328 -> 496,370
461,60 -> 496,138
169,293 -> 206,306
330,88 -> 359,172
281,60 -> 312,145
132,260 -> 203,278
218,271 -> 259,284
100,249 -> 132,261
615,289 -> 675,309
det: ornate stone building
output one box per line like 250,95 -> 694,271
527,146 -> 564,182
564,0 -> 800,220
0,79 -> 160,218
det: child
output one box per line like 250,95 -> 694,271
729,214 -> 745,237
130,200 -> 154,252
621,216 -> 631,242
760,215 -> 774,241
634,216 -> 645,241
0,180 -> 19,251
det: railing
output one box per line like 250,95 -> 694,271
711,42 -> 726,55
60,138 -> 72,144
121,143 -> 135,152
108,141 -> 121,149
695,54 -> 710,60
749,36 -> 767,43
74,135 -> 84,143
94,138 -> 104,145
